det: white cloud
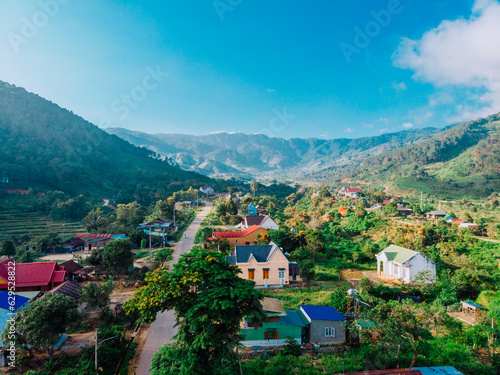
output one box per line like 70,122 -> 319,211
393,0 -> 500,120
342,127 -> 353,133
379,128 -> 389,133
408,109 -> 433,124
402,122 -> 414,128
392,81 -> 407,92
375,117 -> 389,124
363,124 -> 374,129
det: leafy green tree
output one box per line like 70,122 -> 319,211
355,207 -> 367,218
0,239 -> 16,257
81,279 -> 114,313
383,202 -> 398,215
2,294 -> 81,358
101,239 -> 134,276
87,248 -> 103,278
82,208 -> 107,233
330,285 -> 349,312
124,248 -> 264,375
282,337 -> 302,357
300,259 -> 316,286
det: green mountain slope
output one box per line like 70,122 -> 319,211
106,126 -> 441,180
343,113 -> 500,198
0,82 -> 213,195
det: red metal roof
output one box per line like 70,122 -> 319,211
345,188 -> 361,193
0,259 -> 67,288
213,225 -> 264,239
75,233 -> 116,240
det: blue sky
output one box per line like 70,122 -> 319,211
1,0 -> 499,139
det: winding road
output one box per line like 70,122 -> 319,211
135,201 -> 212,374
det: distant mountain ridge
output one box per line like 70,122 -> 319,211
0,81 -> 213,195
106,127 -> 442,180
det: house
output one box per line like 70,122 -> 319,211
239,297 -> 303,348
212,225 -> 268,247
382,199 -> 395,206
459,222 -> 479,231
375,245 -> 436,284
74,233 -> 128,250
137,217 -> 176,240
344,187 -> 361,198
396,205 -> 413,216
199,186 -> 214,195
241,215 -> 279,230
247,203 -> 258,216
49,280 -> 83,301
448,218 -> 465,226
62,238 -> 85,252
338,207 -> 353,216
0,292 -> 30,347
426,210 -> 447,220
60,260 -> 88,282
299,305 -> 346,345
0,260 -> 67,292
226,242 -> 300,287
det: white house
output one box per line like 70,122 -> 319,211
241,215 -> 279,230
375,245 -> 436,284
199,186 -> 214,195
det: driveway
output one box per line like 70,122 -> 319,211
135,201 -> 212,374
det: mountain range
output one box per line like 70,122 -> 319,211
105,127 -> 443,181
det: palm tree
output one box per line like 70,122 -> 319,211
83,209 -> 106,233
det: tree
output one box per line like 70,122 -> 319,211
82,208 -> 107,233
355,207 -> 367,218
0,239 -> 15,257
300,259 -> 316,286
330,285 -> 349,312
251,181 -> 258,196
101,240 -> 134,276
87,248 -> 103,278
124,248 -> 264,375
80,279 -> 114,313
2,294 -> 81,358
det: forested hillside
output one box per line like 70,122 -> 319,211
106,127 -> 441,180
342,113 -> 500,198
0,82 -> 213,196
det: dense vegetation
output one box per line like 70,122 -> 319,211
343,113 -> 500,198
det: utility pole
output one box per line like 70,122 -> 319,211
95,328 -> 117,375
420,191 -> 423,211
149,225 -> 152,271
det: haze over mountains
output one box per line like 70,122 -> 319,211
105,127 -> 444,180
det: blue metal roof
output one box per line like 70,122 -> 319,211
0,291 -> 29,311
234,245 -> 274,263
463,301 -> 484,309
281,310 -> 307,327
111,234 -> 128,240
411,367 -> 464,375
300,305 -> 345,322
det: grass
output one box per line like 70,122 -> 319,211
263,280 -> 350,310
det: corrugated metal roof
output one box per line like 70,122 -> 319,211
300,305 -> 345,322
213,225 -> 264,238
234,243 -> 276,263
281,310 -> 307,327
0,291 -> 29,311
261,297 -> 286,314
377,245 -> 419,264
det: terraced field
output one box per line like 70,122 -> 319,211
0,209 -> 86,240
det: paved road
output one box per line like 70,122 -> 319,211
135,201 -> 212,374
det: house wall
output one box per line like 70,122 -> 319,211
309,319 -> 346,345
225,227 -> 268,247
237,249 -> 291,286
407,253 -> 436,283
239,322 -> 301,348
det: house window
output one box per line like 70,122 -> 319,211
245,241 -> 250,245
279,270 -> 285,279
263,269 -> 269,279
248,270 -> 255,280
325,327 -> 335,337
265,330 -> 279,340
235,240 -> 238,243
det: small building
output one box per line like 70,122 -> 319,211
49,280 -> 83,301
459,222 -> 479,231
60,260 -> 88,282
240,298 -> 303,348
0,260 -> 67,292
74,233 -> 128,251
62,238 -> 85,252
226,242 -> 300,287
199,186 -> 214,195
247,203 -> 258,216
396,205 -> 413,216
212,225 -> 268,247
376,245 -> 436,284
299,305 -> 346,345
426,210 -> 447,220
341,187 -> 361,198
241,215 -> 279,230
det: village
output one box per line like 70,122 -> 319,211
1,183 -> 499,375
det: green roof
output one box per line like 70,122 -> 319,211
379,245 -> 418,264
